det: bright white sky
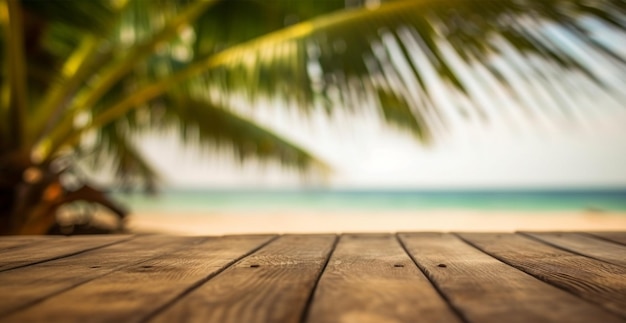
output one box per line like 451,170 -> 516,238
138,99 -> 626,189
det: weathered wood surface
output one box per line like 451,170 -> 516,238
522,232 -> 626,267
0,232 -> 624,323
0,235 -> 130,272
3,235 -> 275,323
0,235 -> 196,316
400,233 -> 623,323
459,233 -> 626,318
307,234 -> 460,323
587,231 -> 626,246
0,236 -> 52,251
151,234 -> 336,323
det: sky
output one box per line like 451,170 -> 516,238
137,99 -> 626,189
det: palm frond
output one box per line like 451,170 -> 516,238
52,0 -> 624,155
28,0 -> 132,147
191,0 -> 625,128
62,0 -> 218,120
158,94 -> 328,173
192,0 -> 350,56
73,81 -> 327,183
89,123 -> 160,192
28,0 -> 625,173
34,0 -> 219,154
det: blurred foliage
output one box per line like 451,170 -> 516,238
0,0 -> 624,234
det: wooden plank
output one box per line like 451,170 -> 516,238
458,233 -> 626,319
524,232 -> 626,267
0,236 -> 53,251
0,235 -> 131,271
306,234 -> 460,323
2,235 -> 276,323
149,234 -> 337,323
399,233 -> 623,323
0,235 -> 199,317
586,232 -> 626,246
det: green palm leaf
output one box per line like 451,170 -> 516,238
44,0 -> 625,157
160,94 -> 329,173
89,123 -> 160,193
83,92 -> 329,192
190,0 -> 625,119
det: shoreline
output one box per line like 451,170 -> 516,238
123,209 -> 626,235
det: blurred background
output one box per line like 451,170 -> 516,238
1,0 -> 625,235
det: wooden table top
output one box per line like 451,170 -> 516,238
0,232 -> 624,322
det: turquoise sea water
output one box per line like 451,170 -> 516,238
115,189 -> 626,214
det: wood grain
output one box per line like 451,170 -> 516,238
0,235 -> 198,317
0,236 -> 52,251
1,232 -> 625,322
399,233 -> 622,323
523,232 -> 626,267
2,235 -> 276,323
306,233 -> 460,323
586,232 -> 626,246
150,234 -> 337,323
458,232 -> 626,319
0,235 -> 131,271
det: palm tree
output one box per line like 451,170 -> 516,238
1,0 -> 624,234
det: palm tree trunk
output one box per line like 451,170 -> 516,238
0,155 -> 127,235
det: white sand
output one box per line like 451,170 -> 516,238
126,209 -> 626,235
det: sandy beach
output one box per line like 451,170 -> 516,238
125,209 -> 626,235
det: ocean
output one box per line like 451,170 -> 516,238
114,189 -> 626,214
